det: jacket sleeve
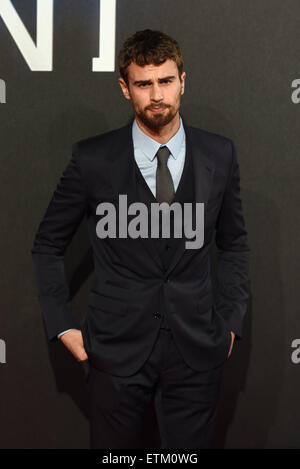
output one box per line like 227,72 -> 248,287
31,143 -> 87,341
214,139 -> 250,340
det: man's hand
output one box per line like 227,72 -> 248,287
59,329 -> 88,362
227,331 -> 236,359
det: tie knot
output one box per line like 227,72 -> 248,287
156,146 -> 171,166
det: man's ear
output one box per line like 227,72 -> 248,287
118,78 -> 131,100
180,71 -> 186,95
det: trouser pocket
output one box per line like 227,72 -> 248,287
81,359 -> 90,383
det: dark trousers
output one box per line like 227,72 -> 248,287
85,328 -> 225,449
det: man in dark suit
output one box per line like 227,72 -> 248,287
31,29 -> 250,449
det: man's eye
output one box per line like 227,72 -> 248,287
138,80 -> 171,87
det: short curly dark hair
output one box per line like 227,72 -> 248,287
118,29 -> 184,87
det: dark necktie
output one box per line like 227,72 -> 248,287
155,145 -> 175,204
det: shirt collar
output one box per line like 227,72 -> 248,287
132,115 -> 185,162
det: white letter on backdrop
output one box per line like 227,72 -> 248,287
0,0 -> 53,71
92,0 -> 116,72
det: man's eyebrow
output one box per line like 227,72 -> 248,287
132,75 -> 176,85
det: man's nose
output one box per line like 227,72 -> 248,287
150,82 -> 163,102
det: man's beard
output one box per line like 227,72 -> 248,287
135,103 -> 179,131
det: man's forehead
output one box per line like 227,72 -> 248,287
128,59 -> 178,79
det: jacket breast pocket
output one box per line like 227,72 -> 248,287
88,291 -> 128,317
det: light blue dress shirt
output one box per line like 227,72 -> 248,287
132,114 -> 186,196
57,115 -> 186,339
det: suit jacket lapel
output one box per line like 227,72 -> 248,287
108,120 -> 164,271
164,121 -> 215,277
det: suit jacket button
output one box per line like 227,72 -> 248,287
153,312 -> 161,319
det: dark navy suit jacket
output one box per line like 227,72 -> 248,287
31,118 -> 250,376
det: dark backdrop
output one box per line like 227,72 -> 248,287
0,0 -> 299,448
